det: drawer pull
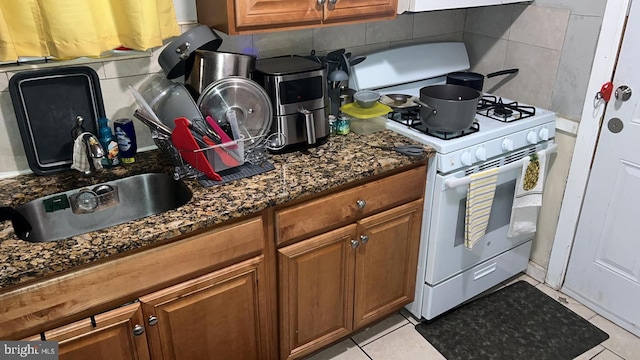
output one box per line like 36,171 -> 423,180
351,239 -> 360,249
133,324 -> 145,336
360,234 -> 369,244
356,200 -> 366,209
148,315 -> 158,326
317,0 -> 326,4
473,263 -> 497,280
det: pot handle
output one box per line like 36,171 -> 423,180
486,68 -> 519,78
414,99 -> 437,119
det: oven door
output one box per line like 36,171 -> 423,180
424,160 -> 531,286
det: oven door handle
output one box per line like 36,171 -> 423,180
444,143 -> 558,190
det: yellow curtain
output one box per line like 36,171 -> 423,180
0,0 -> 180,61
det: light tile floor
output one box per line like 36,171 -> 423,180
303,274 -> 640,360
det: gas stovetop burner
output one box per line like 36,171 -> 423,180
493,106 -> 513,117
388,109 -> 480,140
424,122 -> 480,140
389,107 -> 420,122
477,95 -> 535,122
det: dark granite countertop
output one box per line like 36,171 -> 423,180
0,130 -> 433,291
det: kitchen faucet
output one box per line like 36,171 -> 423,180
71,116 -> 105,175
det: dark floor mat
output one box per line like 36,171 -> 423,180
415,281 -> 609,360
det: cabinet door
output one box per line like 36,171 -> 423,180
197,0 -> 322,34
23,303 -> 150,360
139,256 -> 269,360
278,225 -> 357,360
324,0 -> 397,23
235,0 -> 322,31
353,199 -> 423,330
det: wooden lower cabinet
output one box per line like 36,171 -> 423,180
278,225 -> 357,359
278,200 -> 423,360
139,255 -> 270,360
24,303 -> 150,360
353,200 -> 422,329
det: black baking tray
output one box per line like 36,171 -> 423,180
9,66 -> 105,175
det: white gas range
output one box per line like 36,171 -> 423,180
350,42 -> 557,320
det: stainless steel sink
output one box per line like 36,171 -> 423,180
16,173 -> 192,242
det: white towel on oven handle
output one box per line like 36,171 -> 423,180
508,150 -> 546,237
465,168 -> 499,249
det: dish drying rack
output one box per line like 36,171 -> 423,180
134,110 -> 278,182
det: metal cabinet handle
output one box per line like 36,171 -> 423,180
317,0 -> 326,5
356,200 -> 366,209
328,0 -> 337,4
132,324 -> 145,336
351,239 -> 360,248
360,234 -> 369,244
148,315 -> 158,326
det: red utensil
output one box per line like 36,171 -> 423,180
202,134 -> 240,168
172,117 -> 222,181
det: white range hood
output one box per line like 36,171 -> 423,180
397,0 -> 528,14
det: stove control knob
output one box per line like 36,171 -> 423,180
527,131 -> 538,144
502,138 -> 514,152
539,128 -> 550,141
475,147 -> 487,161
461,151 -> 473,166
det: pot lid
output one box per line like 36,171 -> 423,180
340,102 -> 392,119
379,94 -> 418,109
9,66 -> 105,175
159,24 -> 222,79
197,76 -> 273,152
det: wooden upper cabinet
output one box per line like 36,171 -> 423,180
196,0 -> 397,35
323,0 -> 397,24
23,303 -> 150,360
139,255 -> 270,360
235,0 -> 323,29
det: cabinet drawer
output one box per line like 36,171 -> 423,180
276,167 -> 425,245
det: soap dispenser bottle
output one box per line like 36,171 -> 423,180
98,117 -> 120,167
114,118 -> 137,164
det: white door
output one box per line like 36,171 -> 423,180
562,0 -> 640,337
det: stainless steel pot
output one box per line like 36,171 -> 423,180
415,84 -> 481,132
186,50 -> 256,97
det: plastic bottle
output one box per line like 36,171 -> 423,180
328,115 -> 337,136
114,118 -> 137,164
97,117 -> 120,167
336,114 -> 350,135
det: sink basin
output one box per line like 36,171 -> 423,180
16,173 -> 192,242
